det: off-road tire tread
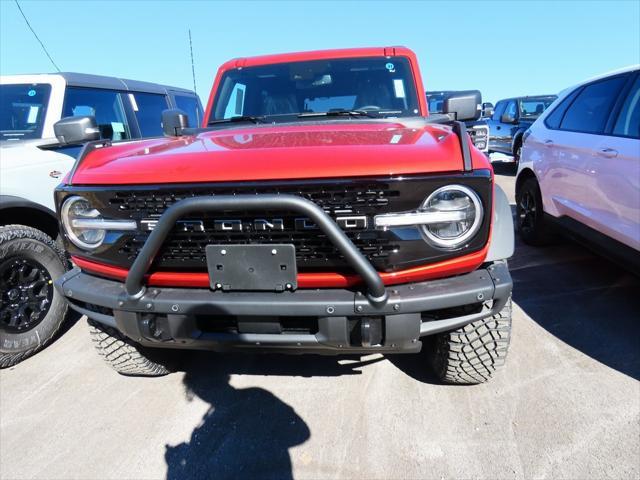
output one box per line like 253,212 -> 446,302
87,319 -> 170,376
0,225 -> 69,368
432,298 -> 512,384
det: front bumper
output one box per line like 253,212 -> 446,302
55,261 -> 511,354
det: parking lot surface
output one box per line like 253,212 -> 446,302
1,166 -> 639,480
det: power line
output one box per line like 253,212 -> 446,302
14,0 -> 60,72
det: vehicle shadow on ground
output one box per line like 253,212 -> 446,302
385,340 -> 444,384
164,352 -> 384,479
58,308 -> 82,336
510,237 -> 640,380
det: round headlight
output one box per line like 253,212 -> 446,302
61,196 -> 106,249
420,185 -> 483,248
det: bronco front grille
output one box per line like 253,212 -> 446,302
58,172 -> 493,273
113,182 -> 401,270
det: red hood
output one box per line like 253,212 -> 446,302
71,121 -> 490,185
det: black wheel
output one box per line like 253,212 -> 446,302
0,225 -> 69,367
516,177 -> 556,245
429,297 -> 512,385
88,319 -> 172,376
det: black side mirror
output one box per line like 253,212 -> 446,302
501,113 -> 517,124
162,109 -> 189,137
53,116 -> 100,145
482,102 -> 494,118
443,90 -> 481,121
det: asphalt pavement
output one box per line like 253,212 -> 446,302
1,162 -> 639,480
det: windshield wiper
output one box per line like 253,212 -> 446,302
208,115 -> 266,126
297,109 -> 404,119
297,109 -> 379,119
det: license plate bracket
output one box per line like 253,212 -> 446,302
205,244 -> 297,292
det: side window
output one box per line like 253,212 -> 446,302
63,87 -> 131,141
174,94 -> 203,127
505,100 -> 517,119
545,89 -> 581,129
560,75 -> 628,134
613,76 -> 640,138
492,101 -> 506,121
128,92 -> 168,137
0,83 -> 51,140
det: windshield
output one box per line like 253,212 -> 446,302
210,56 -> 420,123
520,97 -> 556,119
0,83 -> 51,140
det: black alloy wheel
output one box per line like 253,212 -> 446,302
0,257 -> 54,333
517,187 -> 537,237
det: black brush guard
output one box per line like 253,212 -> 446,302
124,194 -> 388,305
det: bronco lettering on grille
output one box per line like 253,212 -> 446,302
139,216 -> 368,232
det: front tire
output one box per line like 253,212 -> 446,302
0,225 -> 69,368
88,319 -> 171,376
516,177 -> 556,245
513,141 -> 522,171
429,298 -> 512,384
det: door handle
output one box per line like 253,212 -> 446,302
544,139 -> 554,147
598,147 -> 618,158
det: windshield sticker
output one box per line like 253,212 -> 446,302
385,62 -> 395,73
26,106 -> 39,124
128,93 -> 139,112
393,79 -> 406,99
27,89 -> 36,97
111,122 -> 125,133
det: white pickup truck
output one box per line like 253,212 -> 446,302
0,73 -> 202,366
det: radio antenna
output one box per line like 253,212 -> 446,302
188,29 -> 200,125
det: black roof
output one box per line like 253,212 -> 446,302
58,72 -> 195,95
494,94 -> 558,103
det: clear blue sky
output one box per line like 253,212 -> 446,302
1,0 -> 639,105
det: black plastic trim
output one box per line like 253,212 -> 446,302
0,195 -> 57,217
452,121 -> 473,171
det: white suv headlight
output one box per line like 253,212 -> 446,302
374,184 -> 483,249
61,196 -> 136,250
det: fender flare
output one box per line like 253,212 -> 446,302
0,195 -> 57,218
511,129 -> 526,153
486,185 -> 514,262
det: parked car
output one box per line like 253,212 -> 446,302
0,73 -> 202,367
426,90 -> 490,153
53,47 -> 515,384
516,65 -> 639,272
487,95 -> 557,166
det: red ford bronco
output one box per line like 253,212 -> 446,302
53,47 -> 514,384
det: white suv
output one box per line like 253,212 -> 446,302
0,73 -> 202,367
515,66 -> 640,271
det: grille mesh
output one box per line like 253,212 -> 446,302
110,183 -> 402,270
